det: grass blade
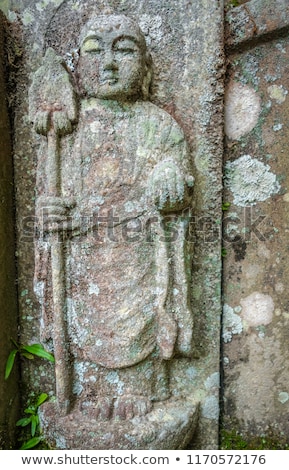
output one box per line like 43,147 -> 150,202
5,349 -> 18,379
21,344 -> 55,362
16,417 -> 32,427
35,393 -> 48,407
20,436 -> 42,450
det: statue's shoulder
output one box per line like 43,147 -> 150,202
134,100 -> 176,122
134,101 -> 186,141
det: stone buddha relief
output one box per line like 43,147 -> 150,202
30,14 -> 198,450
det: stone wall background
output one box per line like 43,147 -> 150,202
0,0 -> 224,449
222,0 -> 289,443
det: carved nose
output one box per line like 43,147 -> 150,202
103,51 -> 118,71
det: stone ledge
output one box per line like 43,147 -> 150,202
226,0 -> 289,51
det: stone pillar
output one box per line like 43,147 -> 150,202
223,0 -> 289,445
0,11 -> 19,450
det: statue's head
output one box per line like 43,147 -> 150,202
77,15 -> 152,101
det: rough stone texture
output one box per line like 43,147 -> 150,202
0,11 -> 19,450
223,0 -> 289,441
226,0 -> 289,51
1,0 -> 224,449
31,17 -> 198,449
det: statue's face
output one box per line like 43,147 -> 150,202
78,17 -> 146,101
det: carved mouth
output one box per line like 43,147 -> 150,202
99,76 -> 118,85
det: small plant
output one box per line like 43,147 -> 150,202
16,393 -> 49,450
227,0 -> 240,7
5,339 -> 55,380
222,202 -> 231,211
221,428 -> 289,450
5,340 -> 54,449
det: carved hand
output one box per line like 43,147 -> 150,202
148,161 -> 194,212
34,109 -> 74,137
36,196 -> 75,233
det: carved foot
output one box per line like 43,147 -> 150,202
113,395 -> 153,420
80,396 -> 114,421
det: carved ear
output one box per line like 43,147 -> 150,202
141,52 -> 153,100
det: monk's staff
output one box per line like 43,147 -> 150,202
30,48 -> 77,415
47,127 -> 71,415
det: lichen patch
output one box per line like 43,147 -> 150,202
225,155 -> 280,206
225,82 -> 261,140
240,292 -> 274,327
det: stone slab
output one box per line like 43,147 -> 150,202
226,0 -> 289,51
223,14 -> 289,441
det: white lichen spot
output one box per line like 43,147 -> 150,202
240,292 -> 274,327
139,15 -> 163,46
202,395 -> 219,421
278,392 -> 289,404
73,362 -> 87,395
36,0 -> 63,10
245,264 -> 261,282
90,121 -> 101,134
22,9 -> 35,25
124,201 -> 135,212
222,304 -> 243,343
8,10 -> 17,22
105,371 -> 124,395
275,308 -> 282,317
225,82 -> 261,140
268,85 -> 288,104
276,43 -> 286,54
186,367 -> 198,380
223,357 -> 230,366
275,282 -> 284,293
205,372 -> 220,390
273,123 -> 283,132
88,283 -> 100,297
225,155 -> 280,206
55,435 -> 67,449
283,192 -> 289,203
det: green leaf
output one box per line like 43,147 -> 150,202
16,417 -> 32,427
21,352 -> 35,360
222,202 -> 231,211
21,344 -> 55,362
35,393 -> 48,407
5,349 -> 18,379
20,436 -> 42,450
31,415 -> 39,437
24,407 -> 36,415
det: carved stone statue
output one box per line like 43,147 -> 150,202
30,14 -> 198,450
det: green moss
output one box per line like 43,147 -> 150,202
221,429 -> 289,450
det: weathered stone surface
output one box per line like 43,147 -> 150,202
0,11 -> 19,450
2,0 -> 224,449
223,0 -> 289,441
31,15 -> 198,448
40,400 -> 199,450
226,0 -> 289,51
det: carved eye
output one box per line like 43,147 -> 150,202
113,39 -> 138,55
82,39 -> 103,54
